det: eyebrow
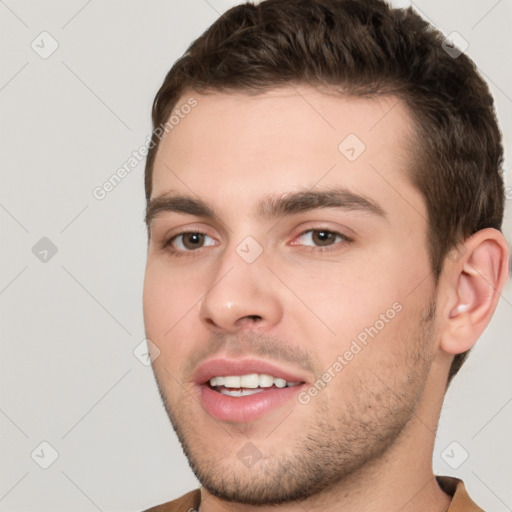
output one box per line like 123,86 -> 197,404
145,188 -> 386,228
145,195 -> 216,226
257,188 -> 386,220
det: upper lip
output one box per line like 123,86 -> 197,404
193,357 -> 309,385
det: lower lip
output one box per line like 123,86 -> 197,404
198,384 -> 305,423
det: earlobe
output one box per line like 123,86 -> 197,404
440,228 -> 509,356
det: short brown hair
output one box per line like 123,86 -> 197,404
144,0 -> 505,382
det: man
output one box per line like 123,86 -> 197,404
141,0 -> 509,510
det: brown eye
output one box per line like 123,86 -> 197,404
292,229 -> 350,249
311,230 -> 338,246
167,232 -> 217,254
181,232 -> 205,250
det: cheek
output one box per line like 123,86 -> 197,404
281,260 -> 403,340
314,303 -> 425,412
143,260 -> 203,339
280,248 -> 424,373
143,263 -> 203,380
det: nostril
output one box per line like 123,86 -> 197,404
204,318 -> 219,328
245,315 -> 262,322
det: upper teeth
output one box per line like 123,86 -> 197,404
209,374 -> 301,389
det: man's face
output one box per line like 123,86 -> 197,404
143,86 -> 439,504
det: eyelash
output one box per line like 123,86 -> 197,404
291,229 -> 353,252
162,231 -> 214,258
162,228 -> 353,257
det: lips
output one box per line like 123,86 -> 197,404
193,358 -> 309,423
193,358 -> 308,385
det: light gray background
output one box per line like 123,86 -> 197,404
0,1 -> 511,511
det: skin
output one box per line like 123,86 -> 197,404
143,85 -> 508,512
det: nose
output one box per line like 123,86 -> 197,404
199,246 -> 283,333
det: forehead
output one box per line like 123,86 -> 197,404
151,85 -> 424,223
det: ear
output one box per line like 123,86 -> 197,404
439,228 -> 509,355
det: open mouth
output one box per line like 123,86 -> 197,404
207,373 -> 303,397
194,358 -> 309,422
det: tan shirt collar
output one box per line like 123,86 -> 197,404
437,476 -> 484,511
143,477 -> 484,511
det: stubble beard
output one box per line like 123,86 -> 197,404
152,299 -> 437,505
